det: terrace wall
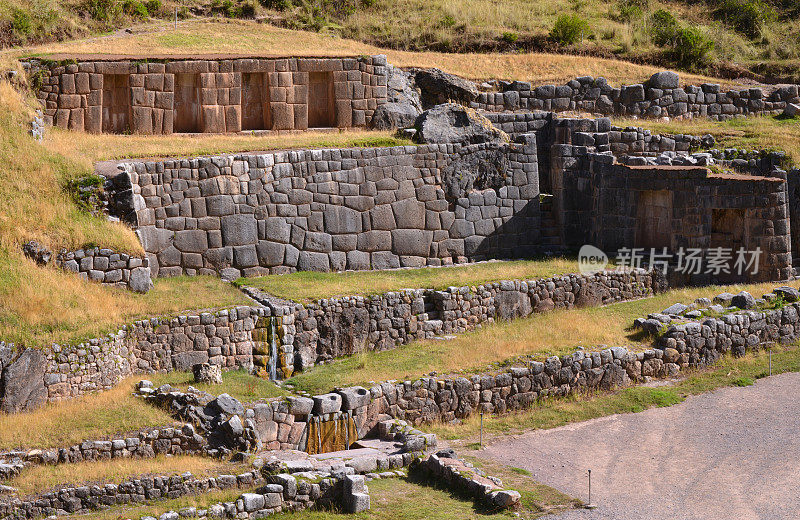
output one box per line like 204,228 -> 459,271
115,138 -> 540,280
26,55 -> 388,134
0,269 -> 660,414
472,77 -> 800,121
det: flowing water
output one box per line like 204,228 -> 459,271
305,413 -> 358,455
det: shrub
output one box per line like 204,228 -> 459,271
85,0 -> 121,22
501,31 -> 519,44
713,0 -> 772,39
144,0 -> 162,15
122,0 -> 149,18
11,8 -> 32,36
670,26 -> 714,69
650,9 -> 678,46
236,0 -> 257,18
550,13 -> 590,46
615,0 -> 649,22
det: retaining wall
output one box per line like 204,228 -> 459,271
0,269 -> 660,413
246,268 -> 661,374
26,55 -> 388,134
115,138 -> 540,279
55,247 -> 152,293
472,76 -> 800,121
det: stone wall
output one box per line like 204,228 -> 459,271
244,268 -> 661,374
0,306 -> 263,413
114,138 -> 540,279
0,425 -> 205,480
26,55 -> 387,134
0,468 -> 264,519
55,247 -> 152,293
471,73 -> 800,121
0,268 -> 660,413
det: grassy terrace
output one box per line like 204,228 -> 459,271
6,19 -> 736,87
53,130 -> 409,172
285,281 -> 784,394
3,455 -> 238,497
615,114 -> 800,164
238,258 -> 580,303
0,370 -> 285,450
70,461 -> 576,520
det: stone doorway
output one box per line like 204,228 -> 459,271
308,71 -> 335,128
101,74 -> 130,134
241,72 -> 271,131
635,190 -> 673,250
174,73 -> 200,133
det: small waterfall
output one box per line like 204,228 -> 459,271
268,316 -> 278,381
305,413 -> 357,455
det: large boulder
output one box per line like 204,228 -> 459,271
414,103 -> 509,146
413,68 -> 479,108
784,103 -> 800,118
647,71 -> 680,90
370,102 -> 420,130
1,348 -> 48,413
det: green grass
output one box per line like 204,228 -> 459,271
237,258 -> 581,303
285,281 -> 784,394
148,369 -> 289,401
428,345 -> 800,441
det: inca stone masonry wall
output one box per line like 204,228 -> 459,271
356,286 -> 800,427
55,247 -> 152,293
471,74 -> 800,121
116,138 -> 540,279
0,269 -> 659,413
244,268 -> 661,374
26,55 -> 388,134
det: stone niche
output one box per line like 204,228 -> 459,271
101,74 -> 130,134
635,190 -> 673,250
174,73 -> 200,133
308,71 -> 335,128
241,72 -> 271,131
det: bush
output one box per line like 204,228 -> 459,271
258,0 -> 290,8
236,0 -> 257,17
650,9 -> 678,46
501,31 -> 519,44
85,0 -> 121,22
122,0 -> 149,18
144,0 -> 162,15
671,26 -> 714,69
550,14 -> 590,45
713,0 -> 772,39
614,0 -> 649,22
11,8 -> 32,36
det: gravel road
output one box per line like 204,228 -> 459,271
475,372 -> 800,520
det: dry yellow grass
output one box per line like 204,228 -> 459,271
3,455 -> 235,497
47,128 -> 406,170
0,376 -> 174,450
0,270 -> 252,347
287,281 -> 785,394
6,19 -> 735,86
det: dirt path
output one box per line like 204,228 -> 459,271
474,372 -> 800,519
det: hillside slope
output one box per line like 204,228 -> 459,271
2,0 -> 799,80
